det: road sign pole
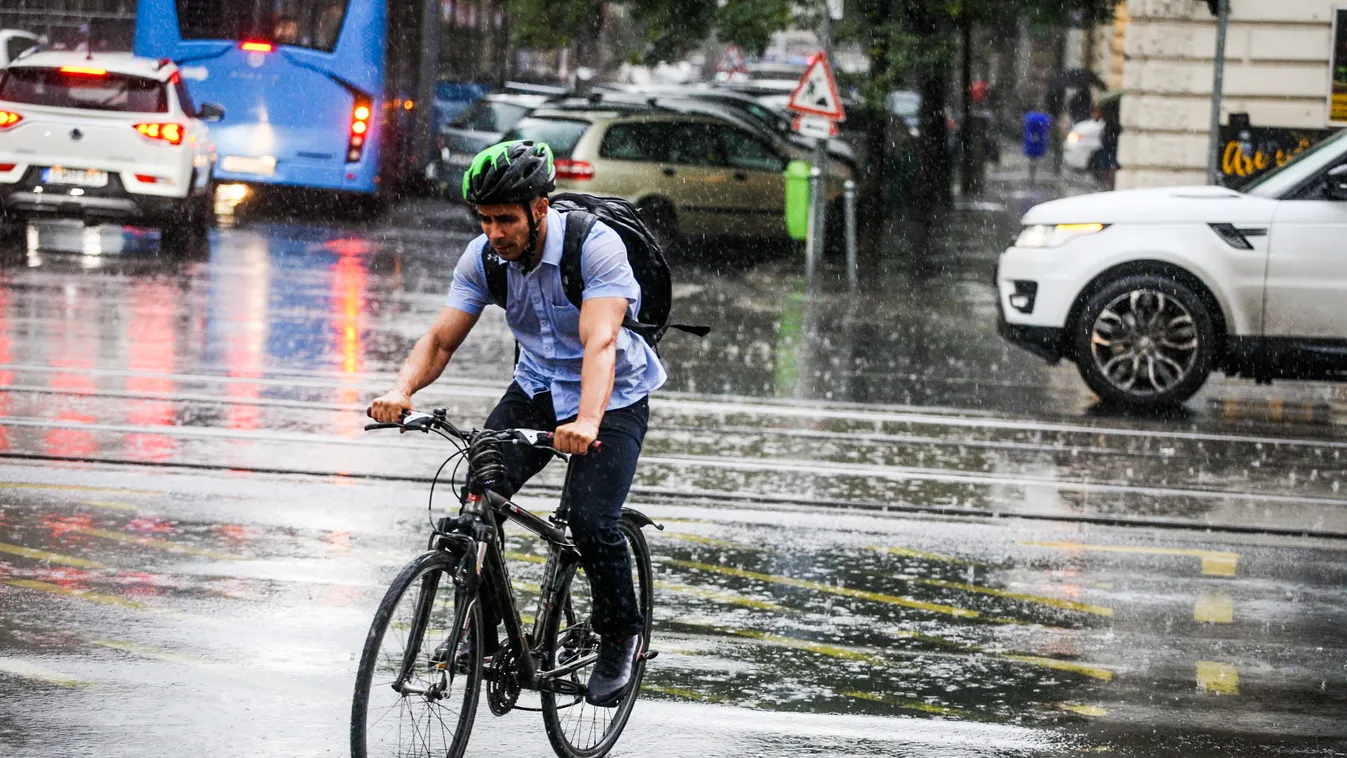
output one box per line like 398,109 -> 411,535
805,10 -> 833,284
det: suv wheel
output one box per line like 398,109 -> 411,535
1071,274 -> 1216,409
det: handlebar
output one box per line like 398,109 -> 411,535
363,410 -> 602,454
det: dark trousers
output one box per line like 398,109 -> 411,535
483,382 -> 647,639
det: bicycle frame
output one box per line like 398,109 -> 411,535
394,455 -> 590,697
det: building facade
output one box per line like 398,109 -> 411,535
1104,0 -> 1342,188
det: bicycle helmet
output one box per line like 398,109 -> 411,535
462,140 -> 556,205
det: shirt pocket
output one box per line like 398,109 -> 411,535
543,277 -> 582,333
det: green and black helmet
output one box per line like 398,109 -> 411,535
462,140 -> 556,205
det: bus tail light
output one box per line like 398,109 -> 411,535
134,123 -> 185,145
347,96 -> 372,163
0,110 -> 22,129
555,159 -> 594,181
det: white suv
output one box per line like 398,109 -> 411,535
0,51 -> 222,240
997,128 -> 1347,410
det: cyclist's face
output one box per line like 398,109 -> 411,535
476,198 -> 547,261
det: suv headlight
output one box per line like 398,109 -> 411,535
1015,223 -> 1107,248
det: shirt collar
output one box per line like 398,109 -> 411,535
511,208 -> 564,270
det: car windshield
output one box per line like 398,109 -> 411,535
0,67 -> 168,113
502,117 -> 591,158
1243,129 -> 1347,198
453,99 -> 531,133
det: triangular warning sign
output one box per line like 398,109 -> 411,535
787,53 -> 845,121
715,44 -> 748,74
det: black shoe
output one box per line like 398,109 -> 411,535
585,635 -> 641,707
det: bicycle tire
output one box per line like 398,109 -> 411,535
351,549 -> 483,758
540,516 -> 653,758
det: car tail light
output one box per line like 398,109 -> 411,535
134,123 -> 185,145
240,41 -> 273,52
0,111 -> 20,129
347,96 -> 372,163
555,159 -> 594,181
134,174 -> 159,183
59,66 -> 107,76
0,164 -> 16,172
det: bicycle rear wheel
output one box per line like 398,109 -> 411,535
541,517 -> 653,758
351,549 -> 482,758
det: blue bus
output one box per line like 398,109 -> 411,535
133,0 -> 435,196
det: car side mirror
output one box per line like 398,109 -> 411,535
197,102 -> 225,123
1324,164 -> 1347,201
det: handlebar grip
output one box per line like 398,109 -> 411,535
364,422 -> 404,431
539,432 -> 602,454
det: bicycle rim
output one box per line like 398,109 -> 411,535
352,551 -> 482,758
541,520 -> 653,758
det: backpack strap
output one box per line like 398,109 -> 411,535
559,211 -> 596,310
481,243 -> 509,309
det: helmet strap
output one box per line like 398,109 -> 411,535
521,201 -> 542,272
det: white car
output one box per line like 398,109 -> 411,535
0,51 -> 222,240
997,128 -> 1347,409
1064,119 -> 1103,171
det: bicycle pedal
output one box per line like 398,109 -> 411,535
640,650 -> 659,661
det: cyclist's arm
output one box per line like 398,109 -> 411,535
554,297 -> 627,454
369,307 -> 479,422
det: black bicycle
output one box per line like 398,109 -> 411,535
351,408 -> 660,758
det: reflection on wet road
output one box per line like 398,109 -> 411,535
0,190 -> 1345,756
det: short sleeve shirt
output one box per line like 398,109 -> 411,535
445,208 -> 667,419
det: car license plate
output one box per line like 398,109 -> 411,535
42,166 -> 108,187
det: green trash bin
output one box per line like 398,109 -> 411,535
784,159 -> 812,241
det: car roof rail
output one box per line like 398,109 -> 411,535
502,80 -> 569,96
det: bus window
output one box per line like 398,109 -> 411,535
174,0 -> 349,52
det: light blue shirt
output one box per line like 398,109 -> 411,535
446,208 -> 667,420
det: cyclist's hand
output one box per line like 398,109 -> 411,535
553,419 -> 599,455
368,390 -> 413,424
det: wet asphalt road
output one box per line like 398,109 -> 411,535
1,169 -> 1346,757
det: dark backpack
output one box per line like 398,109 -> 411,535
481,192 -> 708,346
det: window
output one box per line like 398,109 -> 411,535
599,123 -> 667,162
720,127 -> 784,172
175,0 -> 349,52
666,123 -> 722,167
6,35 -> 38,64
454,99 -> 530,133
0,67 -> 167,113
172,75 -> 197,116
503,118 -> 591,158
1244,130 -> 1347,199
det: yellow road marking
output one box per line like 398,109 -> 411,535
1194,593 -> 1234,624
80,500 -> 140,512
668,558 -> 981,619
845,690 -> 976,718
0,482 -> 162,496
92,639 -> 205,666
5,579 -> 147,610
644,684 -> 731,703
658,582 -> 788,612
1196,661 -> 1239,695
731,628 -> 886,665
660,532 -> 762,551
0,658 -> 89,687
1019,541 -> 1239,577
72,528 -> 246,561
0,542 -> 107,569
1002,654 -> 1114,681
915,578 -> 1114,617
871,546 -> 978,566
1056,702 -> 1108,717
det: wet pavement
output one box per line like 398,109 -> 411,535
1,164 -> 1346,756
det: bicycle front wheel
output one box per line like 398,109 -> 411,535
541,517 -> 653,758
351,549 -> 483,758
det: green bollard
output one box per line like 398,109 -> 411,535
784,159 -> 812,242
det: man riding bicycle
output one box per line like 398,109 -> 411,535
367,140 -> 664,707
